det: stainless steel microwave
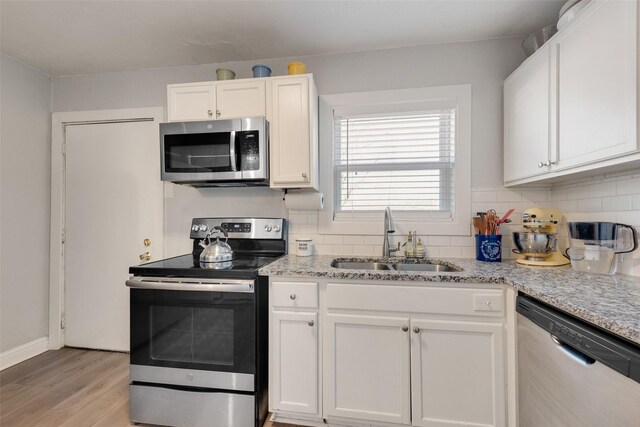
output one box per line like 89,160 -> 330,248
160,117 -> 268,186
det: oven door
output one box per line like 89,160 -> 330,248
127,277 -> 256,391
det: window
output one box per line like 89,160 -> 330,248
334,109 -> 456,216
319,85 -> 471,236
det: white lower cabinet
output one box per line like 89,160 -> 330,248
324,314 -> 411,425
270,279 -> 509,427
269,281 -> 321,421
411,319 -> 506,427
270,311 -> 318,414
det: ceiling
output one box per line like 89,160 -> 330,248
1,0 -> 565,77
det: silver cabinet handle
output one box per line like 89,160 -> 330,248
402,325 -> 409,332
308,320 -> 314,327
290,294 -> 296,300
216,109 -> 221,118
302,172 -> 308,180
538,160 -> 556,168
207,109 -> 213,118
413,327 -> 420,333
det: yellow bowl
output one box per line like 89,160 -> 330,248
287,62 -> 306,75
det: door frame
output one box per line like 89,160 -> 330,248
49,107 -> 164,349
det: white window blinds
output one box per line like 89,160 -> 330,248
333,109 -> 456,217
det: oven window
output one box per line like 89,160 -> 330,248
130,289 -> 255,373
150,306 -> 234,365
164,133 -> 233,172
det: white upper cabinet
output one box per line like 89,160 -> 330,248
166,75 -> 319,190
167,82 -> 216,122
167,80 -> 266,122
215,80 -> 266,120
552,0 -> 637,170
504,43 -> 551,182
267,75 -> 319,190
504,0 -> 639,186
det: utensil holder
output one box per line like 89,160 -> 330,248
475,234 -> 502,262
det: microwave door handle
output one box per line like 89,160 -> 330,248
229,131 -> 237,172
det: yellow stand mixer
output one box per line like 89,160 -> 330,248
513,208 -> 571,266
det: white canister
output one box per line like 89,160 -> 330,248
296,237 -> 314,256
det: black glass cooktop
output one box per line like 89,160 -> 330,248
129,253 -> 282,279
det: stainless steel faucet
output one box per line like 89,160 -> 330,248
382,207 -> 400,257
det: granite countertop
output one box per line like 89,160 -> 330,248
260,254 -> 640,345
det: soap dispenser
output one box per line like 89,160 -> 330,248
416,238 -> 424,258
405,232 -> 413,257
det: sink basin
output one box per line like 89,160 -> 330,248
330,261 -> 392,270
330,259 -> 461,272
390,263 -> 458,272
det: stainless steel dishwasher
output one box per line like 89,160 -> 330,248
516,295 -> 640,427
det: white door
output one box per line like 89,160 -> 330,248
270,310 -> 318,415
324,313 -> 411,425
64,114 -> 163,351
410,318 -> 506,427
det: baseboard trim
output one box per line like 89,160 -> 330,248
0,337 -> 49,371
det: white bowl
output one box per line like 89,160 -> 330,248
558,0 -> 591,30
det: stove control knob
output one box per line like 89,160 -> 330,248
264,225 -> 272,232
273,224 -> 281,232
191,224 -> 199,231
199,224 -> 208,232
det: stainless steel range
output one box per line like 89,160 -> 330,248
126,217 -> 286,427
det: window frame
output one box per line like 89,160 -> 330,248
318,85 -> 472,236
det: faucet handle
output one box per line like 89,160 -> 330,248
389,242 -> 401,254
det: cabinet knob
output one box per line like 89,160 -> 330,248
308,320 -> 315,327
402,325 -> 409,332
302,172 -> 308,180
538,160 -> 556,168
139,251 -> 151,261
413,327 -> 421,333
207,110 -> 213,118
289,294 -> 296,300
216,110 -> 221,118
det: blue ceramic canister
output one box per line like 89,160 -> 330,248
252,65 -> 272,78
475,234 -> 502,262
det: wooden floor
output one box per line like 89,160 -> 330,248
0,348 -> 294,427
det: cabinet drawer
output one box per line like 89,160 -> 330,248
272,281 -> 318,309
326,283 -> 504,318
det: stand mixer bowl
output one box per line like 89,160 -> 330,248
513,231 -> 557,260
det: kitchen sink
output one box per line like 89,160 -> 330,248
390,263 -> 458,272
330,261 -> 392,270
330,259 -> 461,272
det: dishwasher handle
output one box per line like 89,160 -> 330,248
551,334 -> 596,366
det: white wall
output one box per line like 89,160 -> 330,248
0,54 -> 52,352
52,38 -> 525,253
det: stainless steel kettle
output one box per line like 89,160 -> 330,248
199,226 -> 234,263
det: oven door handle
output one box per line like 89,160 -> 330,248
125,278 -> 254,293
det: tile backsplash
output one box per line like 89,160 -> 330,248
287,170 -> 640,277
